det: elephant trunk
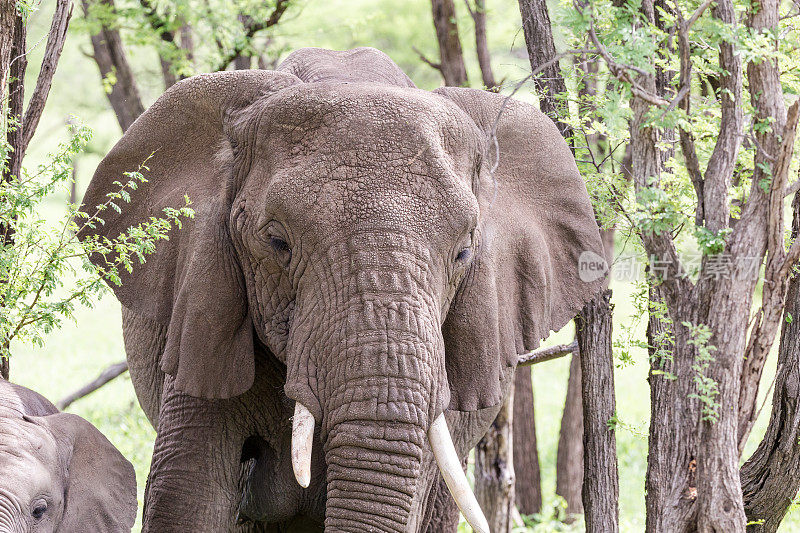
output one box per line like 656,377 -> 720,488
0,494 -> 23,533
324,414 -> 426,532
284,235 -> 470,531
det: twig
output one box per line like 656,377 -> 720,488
412,46 -> 442,70
518,340 -> 578,366
56,361 -> 129,410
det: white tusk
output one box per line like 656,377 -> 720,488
428,413 -> 490,533
291,402 -> 315,488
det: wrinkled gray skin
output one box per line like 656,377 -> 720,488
80,47 -> 605,532
0,380 -> 136,533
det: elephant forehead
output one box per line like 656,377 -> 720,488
0,418 -> 58,490
248,84 -> 482,236
257,82 -> 483,162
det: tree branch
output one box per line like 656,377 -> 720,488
81,0 -> 145,132
215,0 -> 291,72
675,9 -> 705,226
466,0 -> 498,90
21,0 -> 73,154
700,0 -> 743,232
56,360 -> 129,410
518,340 -> 578,366
413,45 -> 442,70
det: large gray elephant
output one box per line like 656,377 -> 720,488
0,379 -> 136,533
79,47 -> 605,532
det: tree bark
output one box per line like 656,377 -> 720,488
516,0 -> 572,139
21,0 -> 72,153
1,6 -> 25,381
430,0 -> 468,86
82,0 -> 145,132
475,388 -> 516,533
577,289 -> 618,533
555,350 -> 583,519
512,367 -> 542,515
465,0 -> 497,90
0,2 -> 15,109
736,0 -> 789,451
739,190 -> 800,533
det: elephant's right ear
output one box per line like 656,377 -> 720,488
34,413 -> 137,533
79,70 -> 301,399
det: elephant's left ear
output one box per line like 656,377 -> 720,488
37,413 -> 137,533
435,87 -> 607,412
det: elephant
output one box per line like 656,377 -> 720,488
0,379 -> 137,533
79,47 -> 605,532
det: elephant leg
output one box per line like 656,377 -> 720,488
143,375 -> 243,532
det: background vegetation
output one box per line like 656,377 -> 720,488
7,0 -> 800,531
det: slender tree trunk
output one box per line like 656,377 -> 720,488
82,0 -> 145,132
430,0 -> 468,86
0,6 -> 24,381
516,0 -> 572,139
739,192 -> 800,533
512,366 -> 542,515
466,0 -> 497,90
577,289 -> 618,533
475,388 -> 516,533
0,3 -> 14,109
555,350 -> 583,518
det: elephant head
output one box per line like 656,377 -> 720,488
0,380 -> 136,533
80,47 -> 604,532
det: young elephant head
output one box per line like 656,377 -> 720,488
80,47 -> 605,532
0,381 -> 136,533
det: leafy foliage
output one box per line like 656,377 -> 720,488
0,118 -> 193,363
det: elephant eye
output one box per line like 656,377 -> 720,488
31,500 -> 47,520
269,236 -> 291,254
455,247 -> 472,262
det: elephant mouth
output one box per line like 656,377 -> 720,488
291,402 -> 489,533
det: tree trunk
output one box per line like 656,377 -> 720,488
555,350 -> 583,518
577,289 -> 618,533
82,0 -> 145,132
740,192 -> 800,533
430,0 -> 468,86
475,387 -> 516,533
516,0 -> 572,139
0,6 -> 25,381
468,0 -> 497,90
0,2 -> 15,108
512,366 -> 542,515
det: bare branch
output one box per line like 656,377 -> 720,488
56,361 -> 129,410
518,340 -> 578,366
675,9 -> 705,225
21,0 -> 73,154
412,45 -> 442,70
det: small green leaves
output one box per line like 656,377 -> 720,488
0,121 -> 192,361
694,226 -> 732,256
